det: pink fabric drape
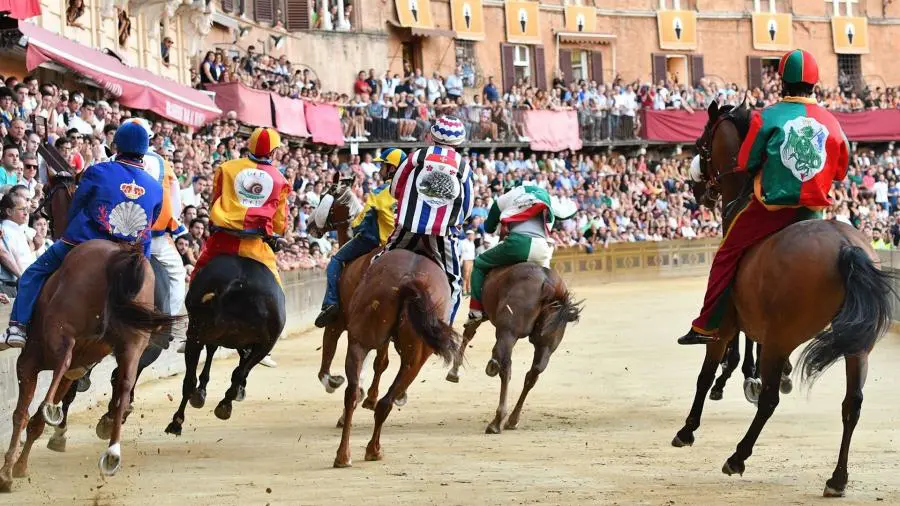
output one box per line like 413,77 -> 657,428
271,94 -> 310,138
525,110 -> 583,152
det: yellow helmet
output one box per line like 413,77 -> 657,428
248,127 -> 282,158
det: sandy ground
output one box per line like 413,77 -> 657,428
4,277 -> 900,506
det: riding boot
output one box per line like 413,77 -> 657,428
315,304 -> 340,328
677,329 -> 718,345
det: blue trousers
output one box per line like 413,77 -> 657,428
10,241 -> 74,326
322,234 -> 379,307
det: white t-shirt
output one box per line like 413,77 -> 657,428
874,181 -> 889,203
459,238 -> 476,261
360,162 -> 378,178
1,219 -> 36,275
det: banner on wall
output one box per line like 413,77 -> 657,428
450,0 -> 485,40
656,10 -> 697,50
394,0 -> 435,29
751,12 -> 792,51
505,1 -> 541,45
564,5 -> 596,34
832,16 -> 869,54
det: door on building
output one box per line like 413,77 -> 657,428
652,53 -> 693,86
401,40 -> 423,73
500,43 -> 547,91
558,48 -> 604,84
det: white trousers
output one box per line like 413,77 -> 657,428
150,235 -> 187,315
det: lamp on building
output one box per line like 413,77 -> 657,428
238,25 -> 251,38
270,35 -> 286,51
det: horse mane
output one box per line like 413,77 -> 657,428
717,102 -> 752,140
337,188 -> 363,218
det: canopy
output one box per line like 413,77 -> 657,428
19,22 -> 221,128
0,0 -> 41,20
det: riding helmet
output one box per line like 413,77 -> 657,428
430,116 -> 466,146
122,117 -> 155,139
248,127 -> 282,158
778,49 -> 819,85
374,147 -> 407,168
113,122 -> 150,156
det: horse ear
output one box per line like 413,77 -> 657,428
707,100 -> 718,119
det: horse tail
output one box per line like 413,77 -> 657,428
798,245 -> 895,385
104,243 -> 182,341
397,278 -> 460,365
535,272 -> 583,340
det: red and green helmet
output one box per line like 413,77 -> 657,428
778,49 -> 819,85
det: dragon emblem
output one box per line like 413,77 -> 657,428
780,117 -> 829,183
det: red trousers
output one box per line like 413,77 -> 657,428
692,197 -> 816,335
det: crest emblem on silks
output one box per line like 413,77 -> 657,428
108,201 -> 149,238
233,168 -> 275,208
780,117 -> 830,182
415,163 -> 461,207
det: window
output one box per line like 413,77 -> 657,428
665,55 -> 687,86
837,54 -> 862,94
570,50 -> 589,82
513,45 -> 531,83
402,41 -> 422,73
455,40 -> 478,88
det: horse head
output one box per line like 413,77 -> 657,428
307,175 -> 362,240
41,175 -> 78,240
690,99 -> 751,210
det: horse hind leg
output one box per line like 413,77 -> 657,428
363,344 -> 390,410
215,344 -> 269,420
504,342 -> 553,431
0,355 -> 39,492
39,335 -> 76,427
823,352 -> 867,497
191,345 -> 218,409
334,341 -> 366,468
486,329 -> 518,434
779,359 -> 794,395
710,332 -> 741,401
165,338 -> 203,436
99,343 -> 142,476
673,336 -> 731,448
48,380 -> 79,452
447,321 -> 480,383
337,348 -> 373,427
15,377 -> 71,476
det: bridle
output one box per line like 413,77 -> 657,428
695,114 -> 740,205
320,180 -> 356,229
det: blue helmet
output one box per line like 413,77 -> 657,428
113,122 -> 150,156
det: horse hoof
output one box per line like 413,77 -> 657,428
393,393 -> 407,407
780,376 -> 794,395
671,432 -> 695,448
0,476 -> 11,493
98,444 -> 122,476
76,375 -> 92,393
235,386 -> 246,402
41,403 -> 64,427
189,389 -> 207,409
709,389 -> 723,401
823,484 -> 845,498
362,397 -> 376,410
328,375 -> 345,393
445,372 -> 460,383
485,424 -> 501,434
11,464 -> 27,479
743,378 -> 761,405
721,459 -> 745,477
47,436 -> 67,453
503,421 -> 519,431
336,415 -> 345,428
333,458 -> 352,468
485,359 -> 500,378
214,403 -> 232,420
96,414 -> 113,440
164,421 -> 183,436
365,449 -> 383,461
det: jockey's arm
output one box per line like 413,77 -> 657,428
835,130 -> 851,182
390,151 -> 416,198
66,166 -> 99,224
272,185 -> 291,237
736,110 -> 767,175
484,200 -> 501,234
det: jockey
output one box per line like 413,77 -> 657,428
678,49 -> 850,345
314,147 -> 406,328
1,122 -> 163,349
121,118 -> 187,316
465,184 -> 575,324
385,116 -> 473,324
192,127 -> 290,286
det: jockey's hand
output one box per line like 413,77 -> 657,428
0,293 -> 9,304
266,236 -> 289,253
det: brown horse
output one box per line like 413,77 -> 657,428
307,177 -> 407,418
673,100 -> 895,497
334,249 -> 459,467
41,174 -> 76,240
447,262 -> 581,433
0,240 -> 179,492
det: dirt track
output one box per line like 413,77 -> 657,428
6,277 -> 900,505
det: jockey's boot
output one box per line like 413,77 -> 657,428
0,324 -> 27,351
465,310 -> 485,326
314,304 -> 340,328
677,328 -> 718,345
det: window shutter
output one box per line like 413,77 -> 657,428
558,49 -> 573,85
222,0 -> 234,12
690,55 -> 704,88
255,0 -> 274,24
533,45 -> 547,90
285,0 -> 310,30
747,56 -> 763,90
651,53 -> 667,85
500,43 -> 516,92
590,51 -> 603,84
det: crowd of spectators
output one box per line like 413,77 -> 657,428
1,52 -> 899,295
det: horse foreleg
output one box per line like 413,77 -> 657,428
165,338 -> 203,436
365,342 -> 428,462
363,343 -> 390,410
39,335 -> 76,427
823,352 -> 868,497
334,342 -> 366,468
504,343 -> 553,431
486,330 -> 518,434
673,337 -> 730,448
214,344 -> 268,420
318,323 -> 346,393
191,345 -> 217,409
710,333 -> 740,401
780,358 -> 794,395
0,356 -> 38,492
740,336 -> 756,379
447,321 -> 480,383
47,380 -> 79,452
16,377 -> 70,476
99,344 -> 141,476
722,351 -> 787,477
